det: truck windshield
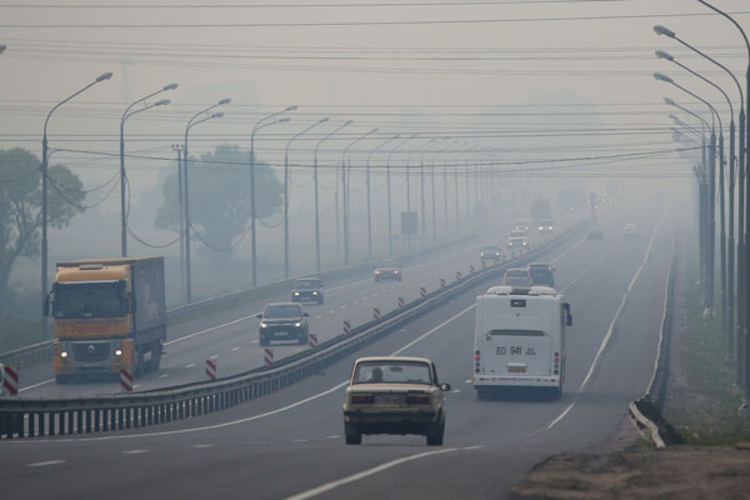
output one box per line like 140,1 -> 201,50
53,282 -> 127,319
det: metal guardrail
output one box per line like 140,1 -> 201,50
630,238 -> 685,447
0,230 -> 487,369
0,221 -> 587,439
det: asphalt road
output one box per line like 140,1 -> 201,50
16,212 -> 579,398
1,199 -> 673,500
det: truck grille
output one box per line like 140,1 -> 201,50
72,342 -> 111,362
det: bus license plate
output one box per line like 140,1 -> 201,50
374,395 -> 404,405
508,367 -> 526,373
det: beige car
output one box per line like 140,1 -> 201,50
342,356 -> 451,446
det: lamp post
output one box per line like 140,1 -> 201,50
284,117 -> 328,279
0,44 -> 6,54
366,135 -> 399,258
655,72 -> 721,311
342,128 -> 377,264
386,134 -> 416,255
314,120 -> 352,272
120,83 -> 177,256
171,144 -> 185,301
695,0 -> 750,414
41,71 -> 113,330
183,98 -> 230,303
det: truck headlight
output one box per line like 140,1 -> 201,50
295,322 -> 302,327
60,351 -> 68,358
523,241 -> 528,246
480,253 -> 486,257
260,322 -> 268,328
294,292 -> 300,296
312,291 -> 318,295
115,349 -> 123,356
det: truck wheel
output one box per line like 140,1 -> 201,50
426,420 -> 445,446
298,332 -> 308,346
150,344 -> 162,372
55,375 -> 70,384
134,351 -> 144,378
344,424 -> 361,445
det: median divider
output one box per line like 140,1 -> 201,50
0,221 -> 588,439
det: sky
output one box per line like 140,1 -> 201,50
0,0 -> 746,298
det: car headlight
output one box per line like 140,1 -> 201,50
375,270 -> 380,274
480,253 -> 485,257
260,322 -> 268,328
60,351 -> 68,358
312,291 -> 318,295
294,292 -> 300,296
495,252 -> 500,256
523,241 -> 528,245
115,349 -> 123,356
394,271 -> 399,274
295,322 -> 302,327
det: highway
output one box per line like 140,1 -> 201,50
16,213 -> 579,398
0,198 -> 675,499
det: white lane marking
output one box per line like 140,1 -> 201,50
232,347 -> 240,351
644,251 -> 675,398
210,355 -> 219,360
547,213 -> 667,431
191,444 -> 213,449
340,305 -> 347,309
453,389 -> 461,393
28,460 -> 66,467
549,233 -> 588,264
315,315 -> 323,319
464,379 -> 472,384
285,449 -> 459,500
462,445 -> 484,451
391,304 -> 475,356
326,435 -> 340,439
362,296 -> 368,300
133,384 -> 141,389
19,379 -> 54,393
159,374 -> 170,379
293,439 -> 309,443
352,301 -> 358,306
329,310 -> 335,314
251,340 -> 259,344
185,363 -> 196,368
167,314 -> 258,346
247,441 -> 267,445
122,449 -> 150,455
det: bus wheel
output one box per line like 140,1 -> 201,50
150,344 -> 162,372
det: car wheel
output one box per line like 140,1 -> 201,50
344,424 -> 361,445
298,332 -> 308,346
426,420 -> 445,446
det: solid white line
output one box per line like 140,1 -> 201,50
167,314 -> 258,346
390,304 -> 475,356
19,378 -> 54,393
462,445 -> 484,451
122,449 -> 149,455
546,403 -> 575,430
292,439 -> 309,443
28,460 -> 66,467
549,233 -> 588,264
285,449 -> 458,500
159,374 -> 169,379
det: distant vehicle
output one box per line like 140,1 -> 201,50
473,286 -> 572,400
622,223 -> 639,237
291,277 -> 324,304
531,198 -> 552,223
538,219 -> 555,233
509,229 -> 528,238
558,188 -> 587,212
528,263 -> 555,287
480,245 -> 502,265
503,268 -> 533,286
587,227 -> 605,240
47,257 -> 167,382
342,356 -> 451,446
374,259 -> 403,281
514,220 -> 530,232
507,236 -> 530,250
257,302 -> 309,346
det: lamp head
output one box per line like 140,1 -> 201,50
211,112 -> 225,119
163,83 -> 179,91
155,99 -> 170,107
344,120 -> 354,126
218,98 -> 232,105
319,117 -> 330,123
653,25 -> 676,38
0,44 -> 6,54
96,71 -> 114,82
370,128 -> 378,134
278,117 -> 291,123
668,114 -> 679,122
663,97 -> 676,106
286,105 -> 299,111
653,72 -> 674,83
655,50 -> 674,61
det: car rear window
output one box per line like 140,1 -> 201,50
353,361 -> 432,385
506,270 -> 528,277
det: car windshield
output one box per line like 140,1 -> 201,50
294,280 -> 320,289
377,260 -> 399,267
264,304 -> 302,318
510,231 -> 525,237
53,282 -> 127,319
540,220 -> 554,225
353,361 -> 433,385
481,246 -> 500,251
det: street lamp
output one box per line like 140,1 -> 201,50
406,137 -> 440,248
655,72 -> 721,312
366,134 -> 399,258
314,120 -> 352,272
342,128 -> 378,264
0,44 -> 6,54
386,134 -> 417,255
250,111 -> 294,286
183,99 -> 230,303
284,117 -> 329,278
656,48 -> 735,353
41,71 -> 113,331
695,0 -> 750,415
120,83 -> 177,256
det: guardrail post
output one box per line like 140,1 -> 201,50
67,411 -> 74,435
28,413 -> 35,438
87,410 -> 93,433
52,412 -> 59,436
78,410 -> 85,434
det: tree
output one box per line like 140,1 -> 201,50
0,148 -> 85,295
156,144 -> 283,256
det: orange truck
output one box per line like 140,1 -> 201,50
46,257 -> 166,383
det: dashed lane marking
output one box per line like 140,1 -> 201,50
185,364 -> 196,368
28,460 -> 66,467
453,389 -> 461,393
464,379 -> 472,384
232,347 -> 240,351
122,449 -> 149,455
293,439 -> 309,443
191,444 -> 213,449
326,435 -> 340,439
159,374 -> 169,379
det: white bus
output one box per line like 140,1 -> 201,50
473,286 -> 572,400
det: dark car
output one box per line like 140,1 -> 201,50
257,303 -> 309,346
587,227 -> 605,240
480,245 -> 502,265
374,259 -> 402,282
527,263 -> 555,287
291,278 -> 324,304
